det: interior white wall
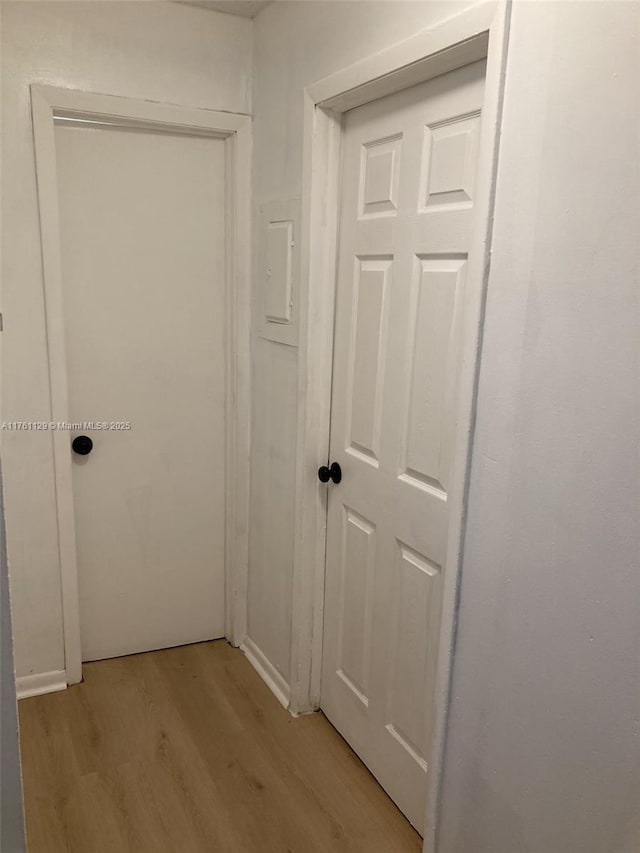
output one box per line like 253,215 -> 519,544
0,0 -> 252,680
3,4 -> 638,848
437,2 -> 640,852
249,0 -> 475,689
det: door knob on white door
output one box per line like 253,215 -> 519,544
318,462 -> 341,484
72,435 -> 93,456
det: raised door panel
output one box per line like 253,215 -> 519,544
400,256 -> 467,496
359,134 -> 403,219
420,112 -> 480,210
385,542 -> 442,770
347,258 -> 392,465
336,508 -> 377,706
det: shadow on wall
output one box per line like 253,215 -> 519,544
0,463 -> 26,852
444,710 -> 529,853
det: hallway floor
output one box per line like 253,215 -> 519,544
18,640 -> 421,852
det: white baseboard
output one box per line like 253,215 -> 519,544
17,670 -> 67,700
240,638 -> 290,710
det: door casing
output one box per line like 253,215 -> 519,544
289,2 -> 511,849
31,86 -> 252,686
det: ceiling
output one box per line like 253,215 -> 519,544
178,1 -> 271,17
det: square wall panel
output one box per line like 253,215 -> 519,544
258,199 -> 301,347
265,219 -> 293,324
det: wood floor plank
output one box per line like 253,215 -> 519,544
19,640 -> 422,853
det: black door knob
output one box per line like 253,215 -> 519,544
318,461 -> 342,484
72,435 -> 93,456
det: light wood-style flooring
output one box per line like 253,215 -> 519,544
19,640 -> 421,852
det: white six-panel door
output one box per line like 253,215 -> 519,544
55,121 -> 228,662
321,60 -> 486,833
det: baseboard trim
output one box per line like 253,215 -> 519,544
240,638 -> 290,710
17,670 -> 67,700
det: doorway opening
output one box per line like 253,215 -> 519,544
31,87 -> 251,685
290,3 -> 509,842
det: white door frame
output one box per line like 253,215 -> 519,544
289,2 -> 510,849
31,86 -> 251,686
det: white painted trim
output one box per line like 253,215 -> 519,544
307,5 -> 494,112
30,86 -> 251,683
31,87 -> 83,686
240,638 -> 290,711
289,99 -> 343,716
290,3 -> 511,850
224,118 -> 252,649
16,670 -> 67,701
